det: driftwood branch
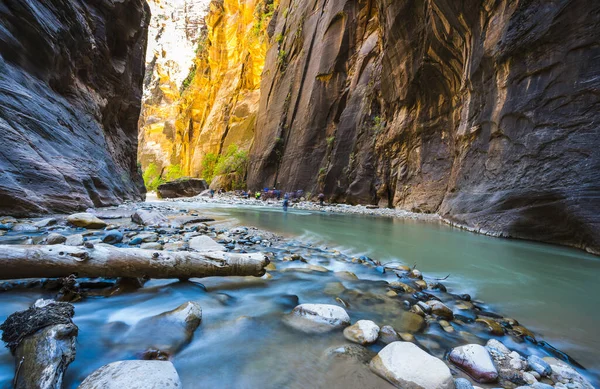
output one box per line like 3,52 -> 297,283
0,244 -> 269,280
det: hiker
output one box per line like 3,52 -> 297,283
283,193 -> 289,212
210,189 -> 215,198
318,193 -> 325,206
255,191 -> 261,200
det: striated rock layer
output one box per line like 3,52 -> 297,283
247,0 -> 600,253
138,0 -> 274,176
0,0 -> 149,216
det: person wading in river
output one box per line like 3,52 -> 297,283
283,194 -> 289,212
318,193 -> 325,206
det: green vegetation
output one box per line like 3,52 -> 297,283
277,49 -> 287,67
201,145 -> 249,185
143,163 -> 186,191
252,1 -> 275,36
326,136 -> 335,147
275,33 -> 284,44
283,8 -> 289,18
371,115 -> 385,135
143,163 -> 163,191
180,64 -> 197,93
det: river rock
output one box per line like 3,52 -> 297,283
455,378 -> 474,389
45,233 -> 66,245
157,178 -> 208,199
118,301 -> 202,355
65,234 -> 84,246
132,209 -> 168,226
34,218 -> 57,228
544,357 -> 594,389
141,242 -> 163,250
369,341 -> 454,389
395,311 -> 425,333
284,304 -> 350,333
102,229 -> 123,244
189,235 -> 225,252
485,339 -> 528,385
378,325 -> 401,344
449,344 -> 498,383
0,300 -> 77,389
527,355 -> 551,377
343,320 -> 380,345
67,213 -> 107,229
325,344 -> 375,363
426,300 -> 454,319
78,360 -> 182,389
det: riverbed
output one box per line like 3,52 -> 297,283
0,200 -> 598,387
159,200 -> 600,382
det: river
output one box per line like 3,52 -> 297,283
0,201 -> 598,387
178,202 -> 600,381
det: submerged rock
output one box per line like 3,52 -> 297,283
369,341 -> 454,389
343,320 -> 380,345
449,344 -> 498,383
78,360 -> 181,389
527,355 -> 551,377
118,301 -> 202,355
284,304 -> 350,333
67,213 -> 107,229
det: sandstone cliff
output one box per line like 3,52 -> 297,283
138,0 -> 274,181
0,0 -> 148,216
246,0 -> 600,254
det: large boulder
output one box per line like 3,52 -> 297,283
67,213 -> 107,229
157,178 -> 208,198
284,304 -> 350,333
78,360 -> 181,389
449,344 -> 498,383
369,341 -> 454,389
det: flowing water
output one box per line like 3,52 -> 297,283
0,202 -> 598,387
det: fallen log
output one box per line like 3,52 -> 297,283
0,244 -> 269,280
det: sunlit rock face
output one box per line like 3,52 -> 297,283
138,0 -> 272,175
0,0 -> 148,216
247,0 -> 600,253
138,0 -> 211,170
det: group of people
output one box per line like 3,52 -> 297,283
211,187 -> 326,212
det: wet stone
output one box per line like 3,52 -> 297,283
343,320 -> 380,345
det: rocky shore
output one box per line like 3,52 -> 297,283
0,203 -> 596,388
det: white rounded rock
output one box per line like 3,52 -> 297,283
369,341 -> 454,389
285,304 -> 350,333
78,360 -> 181,389
343,320 -> 380,345
449,344 -> 498,383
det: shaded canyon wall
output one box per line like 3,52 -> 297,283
246,0 -> 600,253
0,0 -> 149,216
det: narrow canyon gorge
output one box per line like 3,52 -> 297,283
1,1 -> 600,388
1,0 -> 599,255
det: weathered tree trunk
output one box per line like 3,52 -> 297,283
0,244 -> 268,280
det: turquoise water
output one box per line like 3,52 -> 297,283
183,203 -> 600,378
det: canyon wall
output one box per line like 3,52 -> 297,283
0,0 -> 149,216
138,0 -> 274,181
247,0 -> 600,253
